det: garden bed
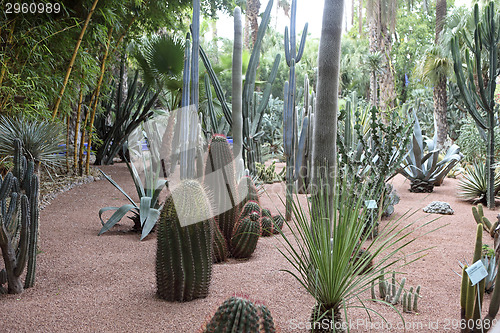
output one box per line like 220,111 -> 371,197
0,162 -> 497,332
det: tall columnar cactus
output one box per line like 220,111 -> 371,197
204,134 -> 239,244
156,179 -> 214,302
460,223 -> 500,332
0,138 -> 39,294
201,0 -> 280,176
202,296 -> 276,333
451,1 -> 499,209
283,0 -> 308,220
232,6 -> 243,160
297,77 -> 315,194
231,201 -> 261,259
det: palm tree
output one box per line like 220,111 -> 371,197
433,0 -> 448,149
245,0 -> 261,48
366,0 -> 397,111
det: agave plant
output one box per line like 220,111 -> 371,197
398,112 -> 462,192
98,122 -> 167,240
0,115 -> 65,171
457,162 -> 500,204
277,174 -> 438,330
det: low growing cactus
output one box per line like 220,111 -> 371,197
261,208 -> 273,236
156,179 -> 214,302
371,270 -> 406,305
202,296 -> 276,333
231,201 -> 261,259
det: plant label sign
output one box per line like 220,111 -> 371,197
466,260 -> 488,286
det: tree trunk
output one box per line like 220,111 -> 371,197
358,0 -> 363,36
246,0 -> 261,47
434,0 -> 448,149
378,29 -> 396,112
52,0 -> 99,120
312,0 -> 344,207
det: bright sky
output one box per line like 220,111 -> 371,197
216,0 -> 473,41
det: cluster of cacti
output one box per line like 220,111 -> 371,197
371,270 -> 421,313
255,162 -> 282,184
451,1 -> 499,209
283,0 -> 310,220
402,286 -> 421,313
202,296 -> 276,333
0,139 -> 39,294
156,179 -> 214,302
472,204 -> 498,237
460,223 -> 500,332
204,134 -> 284,261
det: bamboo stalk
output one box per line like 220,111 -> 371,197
66,114 -> 70,172
85,27 -> 113,175
78,91 -> 95,176
74,83 -> 84,172
51,0 -> 99,120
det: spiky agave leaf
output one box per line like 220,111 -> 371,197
0,116 -> 64,169
457,162 -> 500,204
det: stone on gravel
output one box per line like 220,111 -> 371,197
423,201 -> 454,215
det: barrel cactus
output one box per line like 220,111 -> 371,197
204,134 -> 239,246
261,208 -> 273,236
156,179 -> 214,302
231,201 -> 261,259
272,215 -> 285,234
213,223 -> 229,263
202,296 -> 276,333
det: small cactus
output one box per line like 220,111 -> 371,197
231,201 -> 261,259
156,179 -> 214,302
472,204 -> 494,235
202,296 -> 276,333
261,209 -> 273,236
371,270 -> 406,305
272,215 -> 284,234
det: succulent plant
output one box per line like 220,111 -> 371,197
399,111 -> 461,193
371,270 -> 406,305
231,201 -> 261,259
0,139 -> 39,294
472,204 -> 497,237
202,296 -> 276,333
237,175 -> 260,209
261,209 -> 273,237
482,253 -> 498,294
402,285 -> 421,313
458,163 -> 500,205
272,215 -> 284,234
156,179 -> 214,302
204,134 -> 239,246
213,223 -> 229,263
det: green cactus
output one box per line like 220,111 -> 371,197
213,224 -> 229,263
371,270 -> 406,305
156,179 -> 214,302
231,201 -> 261,259
451,1 -> 500,209
261,209 -> 273,237
237,175 -> 260,210
272,215 -> 284,234
0,138 -> 39,294
402,286 -> 421,313
204,134 -> 239,246
472,204 -> 494,235
202,296 -> 276,333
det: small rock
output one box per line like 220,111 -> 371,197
423,201 -> 454,215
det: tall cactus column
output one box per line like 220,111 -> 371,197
283,0 -> 307,220
232,7 -> 243,163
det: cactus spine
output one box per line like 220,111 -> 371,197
202,296 -> 276,333
0,139 -> 38,294
283,0 -> 308,220
156,180 -> 214,301
451,2 -> 500,209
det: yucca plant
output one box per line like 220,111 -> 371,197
277,175 -> 438,331
0,115 -> 65,172
458,162 -> 500,204
398,111 -> 461,192
98,122 -> 167,240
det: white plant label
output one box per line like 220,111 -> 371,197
466,260 -> 488,286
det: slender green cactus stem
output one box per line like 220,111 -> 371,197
232,7 -> 243,160
190,0 -> 199,109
